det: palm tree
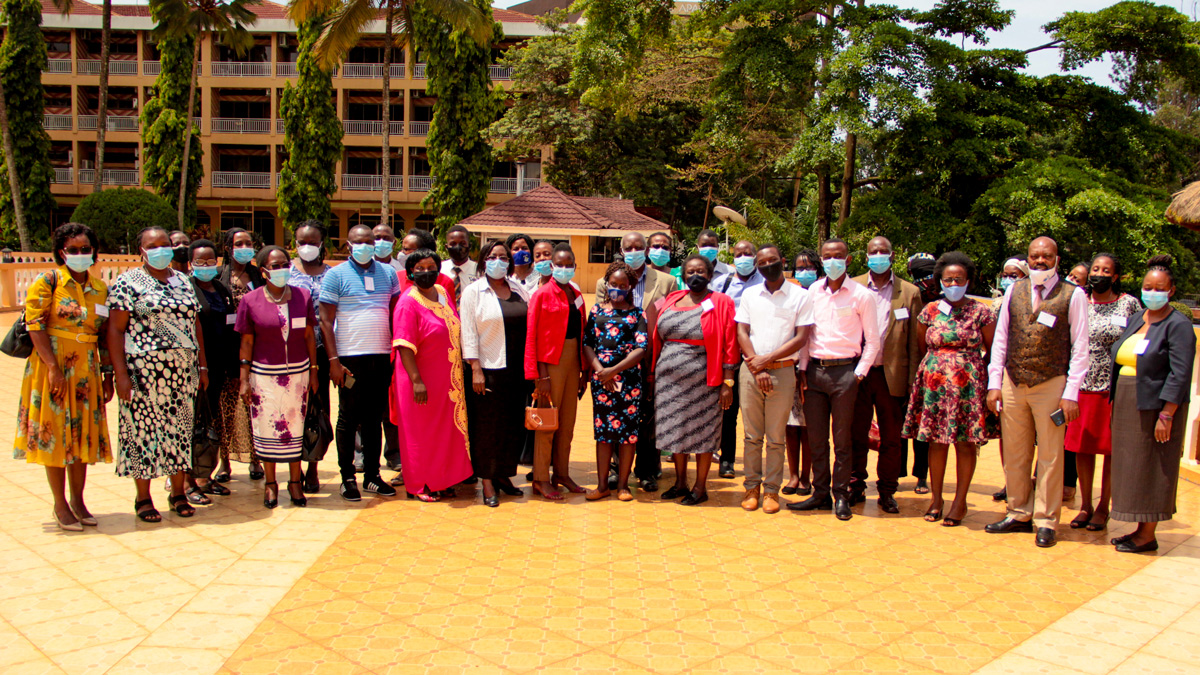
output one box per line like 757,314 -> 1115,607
0,77 -> 29,250
289,0 -> 490,227
150,0 -> 259,229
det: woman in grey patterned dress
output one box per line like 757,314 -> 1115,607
651,255 -> 738,505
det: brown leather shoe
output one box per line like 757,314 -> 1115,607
741,487 -> 760,511
762,493 -> 780,514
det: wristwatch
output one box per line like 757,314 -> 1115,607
723,378 -> 735,387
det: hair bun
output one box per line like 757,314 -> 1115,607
1147,254 -> 1174,271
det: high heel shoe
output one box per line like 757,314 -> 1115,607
551,476 -> 586,494
250,463 -> 265,481
53,510 -> 84,532
263,481 -> 278,509
496,482 -> 524,497
1086,515 -> 1108,532
532,482 -> 564,501
70,505 -> 97,526
287,480 -> 307,507
483,495 -> 499,508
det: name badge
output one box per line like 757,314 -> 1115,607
574,295 -> 584,309
1036,311 -> 1057,328
701,299 -> 715,313
167,275 -> 182,287
894,308 -> 909,321
291,316 -> 306,330
836,306 -> 853,318
1111,315 -> 1127,328
226,314 -> 237,326
938,301 -> 952,315
1134,338 -> 1150,355
364,276 -> 375,292
95,304 -> 109,318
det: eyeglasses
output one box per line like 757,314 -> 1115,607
62,246 -> 93,255
486,255 -> 510,262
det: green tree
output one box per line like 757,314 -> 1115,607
278,13 -> 343,234
140,33 -> 204,229
70,188 -> 177,253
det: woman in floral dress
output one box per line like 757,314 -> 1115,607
902,252 -> 996,527
583,262 -> 648,502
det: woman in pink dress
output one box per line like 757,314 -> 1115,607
392,249 -> 473,502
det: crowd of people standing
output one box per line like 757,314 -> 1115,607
12,221 -> 1196,554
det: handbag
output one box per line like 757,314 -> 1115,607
1,271 -> 57,359
525,400 -> 558,432
192,396 -> 221,476
302,391 -> 333,463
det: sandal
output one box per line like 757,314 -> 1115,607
168,494 -> 195,518
134,498 -> 161,523
942,507 -> 966,527
287,480 -> 307,508
552,476 -> 586,494
1069,510 -> 1093,529
1086,515 -> 1108,532
914,479 -> 930,495
407,490 -> 439,503
923,509 -> 943,523
185,486 -> 212,506
214,470 -> 232,483
202,481 -> 231,496
532,483 -> 564,502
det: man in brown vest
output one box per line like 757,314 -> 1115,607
985,236 -> 1090,548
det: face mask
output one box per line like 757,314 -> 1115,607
192,265 -> 219,282
607,287 -> 630,303
795,269 -> 817,288
232,247 -> 255,265
173,246 -> 189,264
866,253 -> 892,274
1088,274 -> 1113,294
267,268 -> 292,287
351,243 -> 375,264
512,249 -> 532,266
552,265 -> 575,283
394,252 -> 408,269
374,239 -> 394,259
144,246 -> 174,270
65,253 -> 93,273
1028,258 -> 1057,286
534,260 -> 552,276
297,244 -> 320,262
734,255 -> 756,276
823,258 -> 847,280
622,250 -> 646,270
758,260 -> 784,282
1142,289 -> 1170,311
485,259 -> 508,280
648,248 -> 671,267
447,244 -> 468,259
941,283 -> 968,303
998,277 -> 1015,292
686,273 -> 709,293
698,246 -> 718,262
411,270 -> 439,290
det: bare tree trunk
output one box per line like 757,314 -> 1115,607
178,33 -> 202,230
838,131 -> 856,227
379,0 -> 394,228
0,76 -> 30,250
93,0 -> 111,192
816,166 -> 831,242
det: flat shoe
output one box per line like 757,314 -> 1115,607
796,484 -> 813,496
214,471 -> 231,483
679,492 -> 708,506
53,510 -> 84,532
202,482 -> 231,496
1114,538 -> 1158,553
661,485 -> 687,500
1111,533 -> 1135,545
585,489 -> 611,501
781,485 -> 798,495
617,489 -> 634,502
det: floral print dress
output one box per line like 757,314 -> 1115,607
583,306 -> 648,444
902,300 -> 998,445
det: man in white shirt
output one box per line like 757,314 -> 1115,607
441,224 -> 478,301
372,224 -> 405,275
710,239 -> 764,479
735,244 -> 814,514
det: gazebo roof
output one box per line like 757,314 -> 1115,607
457,184 -> 668,237
1166,181 -> 1200,231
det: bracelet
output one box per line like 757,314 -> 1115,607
239,359 -> 251,366
538,376 -> 550,381
1159,413 -> 1173,420
310,365 -> 319,370
329,356 -> 339,362
198,366 -> 209,372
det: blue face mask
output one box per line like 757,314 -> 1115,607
552,265 -> 575,284
232,247 -> 255,265
823,258 -> 847,280
351,243 -> 375,264
192,265 -> 219,282
698,246 -> 719,262
622,249 -> 646,269
795,269 -> 818,288
999,277 -> 1015,292
144,246 -> 174,270
512,249 -> 532,266
1142,289 -> 1170,311
374,239 -> 394,259
607,287 -> 630,303
268,267 -> 291,287
941,282 -> 968,303
648,248 -> 671,267
734,255 -> 756,276
485,258 -> 508,280
534,260 -> 552,276
65,253 -> 93,273
866,253 -> 892,274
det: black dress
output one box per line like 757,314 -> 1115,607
466,293 -> 532,480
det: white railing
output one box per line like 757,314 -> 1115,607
210,171 -> 271,189
211,62 -> 272,77
488,64 -> 512,80
413,63 -> 427,79
340,63 -> 407,78
53,167 -> 73,184
276,62 -> 297,77
77,59 -> 139,75
77,115 -> 139,131
409,175 -> 433,191
409,121 -> 430,136
78,169 -> 140,186
522,178 -> 541,192
490,177 -> 517,193
143,60 -> 160,76
43,114 -> 72,130
341,120 -> 405,136
276,119 -> 285,134
211,118 -> 272,134
341,174 -> 405,191
45,59 -> 72,74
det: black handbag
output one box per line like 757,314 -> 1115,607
301,391 -> 332,463
1,271 -> 57,359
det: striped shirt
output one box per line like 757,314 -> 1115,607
320,260 -> 400,357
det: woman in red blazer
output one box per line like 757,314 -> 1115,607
524,244 -> 590,501
649,255 -> 738,505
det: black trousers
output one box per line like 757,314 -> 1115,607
850,367 -> 905,497
719,376 -> 740,465
634,391 -> 660,480
335,354 -> 390,482
802,363 -> 861,500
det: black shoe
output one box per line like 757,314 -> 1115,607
719,461 -> 735,479
607,469 -> 618,491
781,485 -> 798,495
661,485 -> 687,500
463,475 -> 478,485
985,516 -> 1033,534
249,464 -> 265,481
796,483 -> 813,496
1114,538 -> 1158,553
992,488 -> 1007,502
877,495 -> 899,514
639,478 -> 658,493
525,471 -> 535,481
1111,533 -> 1135,546
483,495 -> 500,508
214,471 -> 231,483
834,497 -> 852,521
263,481 -> 278,509
287,480 -> 307,507
362,476 -> 397,497
849,491 -> 866,506
496,481 -> 524,497
1036,527 -> 1057,548
679,491 -> 708,506
340,480 -> 361,502
202,481 -> 231,497
787,495 -> 832,511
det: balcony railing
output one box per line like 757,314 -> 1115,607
52,168 -> 73,184
276,63 -> 298,77
45,59 -> 72,74
340,63 -> 407,79
277,119 -> 285,135
143,60 -> 160,76
413,63 -> 427,79
342,120 -> 405,136
210,171 -> 271,189
78,115 -> 139,131
211,62 -> 272,77
409,121 -> 430,136
77,59 -> 139,75
341,174 -> 405,191
78,169 -> 140,186
409,175 -> 433,191
211,118 -> 273,134
488,64 -> 512,80
43,114 -> 72,130
488,177 -> 543,193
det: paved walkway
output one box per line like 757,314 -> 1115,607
1,315 -> 1198,674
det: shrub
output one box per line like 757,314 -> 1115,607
70,188 -> 177,253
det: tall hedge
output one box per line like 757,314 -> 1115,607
70,188 -> 176,253
140,32 -> 203,228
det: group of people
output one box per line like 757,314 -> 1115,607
14,221 -> 1195,554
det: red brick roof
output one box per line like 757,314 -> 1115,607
42,0 -> 100,15
458,185 -> 667,233
65,1 -> 288,19
494,8 -> 538,23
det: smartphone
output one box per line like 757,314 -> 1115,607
343,374 -> 356,390
1050,408 -> 1066,427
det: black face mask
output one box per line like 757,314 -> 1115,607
1087,274 -> 1113,294
447,244 -> 468,259
758,260 -> 784,282
686,273 -> 709,293
411,270 -> 439,290
173,246 -> 189,263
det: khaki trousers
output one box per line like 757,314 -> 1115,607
533,339 -> 580,482
740,364 -> 796,494
1000,373 -> 1067,529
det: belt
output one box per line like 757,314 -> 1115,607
764,359 -> 796,370
47,328 -> 99,344
667,338 -> 704,346
812,356 -> 857,368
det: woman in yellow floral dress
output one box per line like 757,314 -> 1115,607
14,223 -> 114,531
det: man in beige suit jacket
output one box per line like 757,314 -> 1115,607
850,236 -> 924,513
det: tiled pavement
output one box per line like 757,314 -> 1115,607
1,313 -> 1198,674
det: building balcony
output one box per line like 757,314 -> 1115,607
45,59 -> 72,74
342,120 -> 405,136
488,64 -> 512,80
77,60 -> 139,76
43,114 -> 72,131
78,168 -> 140,186
489,177 -> 541,194
276,63 -> 297,77
341,174 -> 405,191
413,63 -> 427,79
277,119 -> 285,134
142,62 -> 201,77
409,121 -> 430,136
341,63 -> 407,79
211,118 -> 273,134
211,62 -> 272,77
52,167 -> 73,184
409,175 -> 433,192
78,115 -> 139,132
211,171 -> 271,189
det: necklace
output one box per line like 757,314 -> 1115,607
266,285 -> 287,304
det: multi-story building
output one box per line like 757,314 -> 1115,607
38,0 -> 548,247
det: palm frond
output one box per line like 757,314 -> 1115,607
287,0 -> 338,24
49,0 -> 73,17
418,0 -> 492,46
314,0 -> 378,69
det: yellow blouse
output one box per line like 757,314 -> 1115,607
1116,333 -> 1141,377
25,266 -> 109,337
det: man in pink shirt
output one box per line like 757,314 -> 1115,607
789,238 -> 881,521
985,236 -> 1090,549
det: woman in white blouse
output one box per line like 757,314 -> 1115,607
462,241 -> 533,507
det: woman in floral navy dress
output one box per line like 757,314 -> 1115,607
583,262 -> 648,502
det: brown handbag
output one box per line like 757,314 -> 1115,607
525,401 -> 558,431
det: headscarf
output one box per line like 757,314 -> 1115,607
1001,258 -> 1029,278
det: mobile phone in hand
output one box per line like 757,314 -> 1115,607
343,374 -> 356,389
1050,408 -> 1066,426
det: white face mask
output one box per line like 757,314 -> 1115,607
1029,257 -> 1058,286
297,244 -> 320,262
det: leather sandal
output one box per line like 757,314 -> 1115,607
134,498 -> 161,523
168,494 -> 195,518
